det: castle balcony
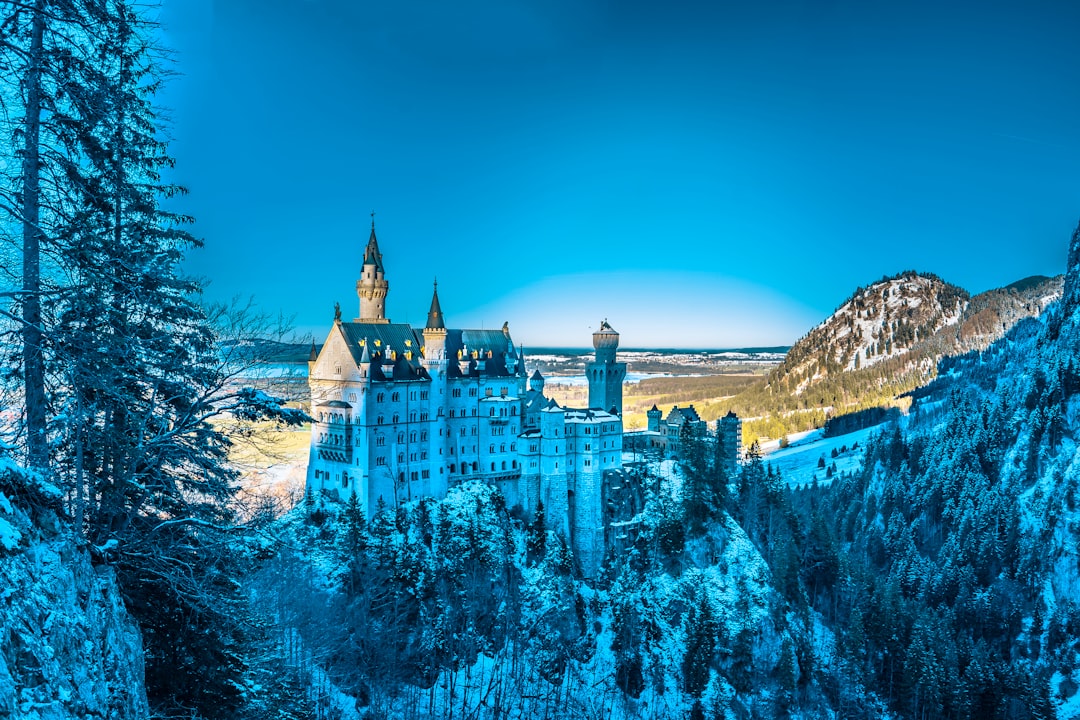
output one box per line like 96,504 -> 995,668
316,444 -> 353,464
482,468 -> 522,483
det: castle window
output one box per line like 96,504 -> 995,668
511,443 -> 516,451
472,462 -> 478,471
421,451 -> 427,460
450,463 -> 456,473
460,428 -> 466,437
469,388 -> 477,397
422,470 -> 430,479
489,444 -> 495,453
377,436 -> 386,447
410,432 -> 417,442
348,393 -> 357,402
377,416 -> 384,425
471,408 -> 477,416
398,453 -> 405,463
501,461 -> 506,470
392,414 -> 400,423
453,388 -> 462,398
410,391 -> 416,401
376,393 -> 384,403
500,444 -> 505,452
392,392 -> 400,402
585,444 -> 591,451
411,471 -> 418,481
490,408 -> 495,417
511,407 -> 517,416
471,426 -> 477,435
421,391 -> 429,400
421,431 -> 427,441
376,456 -> 386,466
512,460 -> 517,469
491,462 -> 496,471
342,473 -> 349,488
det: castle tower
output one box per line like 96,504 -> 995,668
717,410 -> 743,481
587,319 -> 626,414
647,404 -> 662,432
422,280 -> 449,498
356,217 -> 389,323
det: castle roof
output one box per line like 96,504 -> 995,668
666,404 -> 702,424
426,281 -> 445,330
332,320 -> 523,382
338,322 -> 423,367
362,222 -> 385,271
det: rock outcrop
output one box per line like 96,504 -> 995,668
0,500 -> 147,720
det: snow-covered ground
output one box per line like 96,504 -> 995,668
762,426 -> 881,488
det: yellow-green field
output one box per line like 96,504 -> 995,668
545,374 -> 765,430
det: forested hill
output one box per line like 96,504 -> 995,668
792,221 -> 1080,717
772,271 -> 1061,396
726,271 -> 1062,440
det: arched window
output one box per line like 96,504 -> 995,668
501,461 -> 506,470
511,406 -> 517,416
342,473 -> 349,488
397,432 -> 404,443
512,460 -> 517,469
472,462 -> 478,471
490,462 -> 496,471
450,463 -> 456,473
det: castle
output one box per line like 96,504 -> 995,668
306,222 -> 627,574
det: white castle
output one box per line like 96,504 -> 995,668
306,221 -> 627,574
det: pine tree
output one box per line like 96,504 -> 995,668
682,586 -> 716,697
1,2 -> 304,716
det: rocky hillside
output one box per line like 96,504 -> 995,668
768,271 -> 1062,399
0,463 -> 147,720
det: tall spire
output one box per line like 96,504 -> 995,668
426,278 -> 445,330
362,211 -> 384,271
356,212 -> 390,322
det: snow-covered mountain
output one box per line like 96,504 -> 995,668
768,271 -> 1061,398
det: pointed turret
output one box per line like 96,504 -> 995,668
356,213 -> 390,323
426,280 -> 445,330
362,218 -> 385,272
308,341 -> 318,362
423,278 -> 448,364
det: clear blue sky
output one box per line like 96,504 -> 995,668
158,0 -> 1080,348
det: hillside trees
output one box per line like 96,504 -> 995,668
1,1 -> 305,716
